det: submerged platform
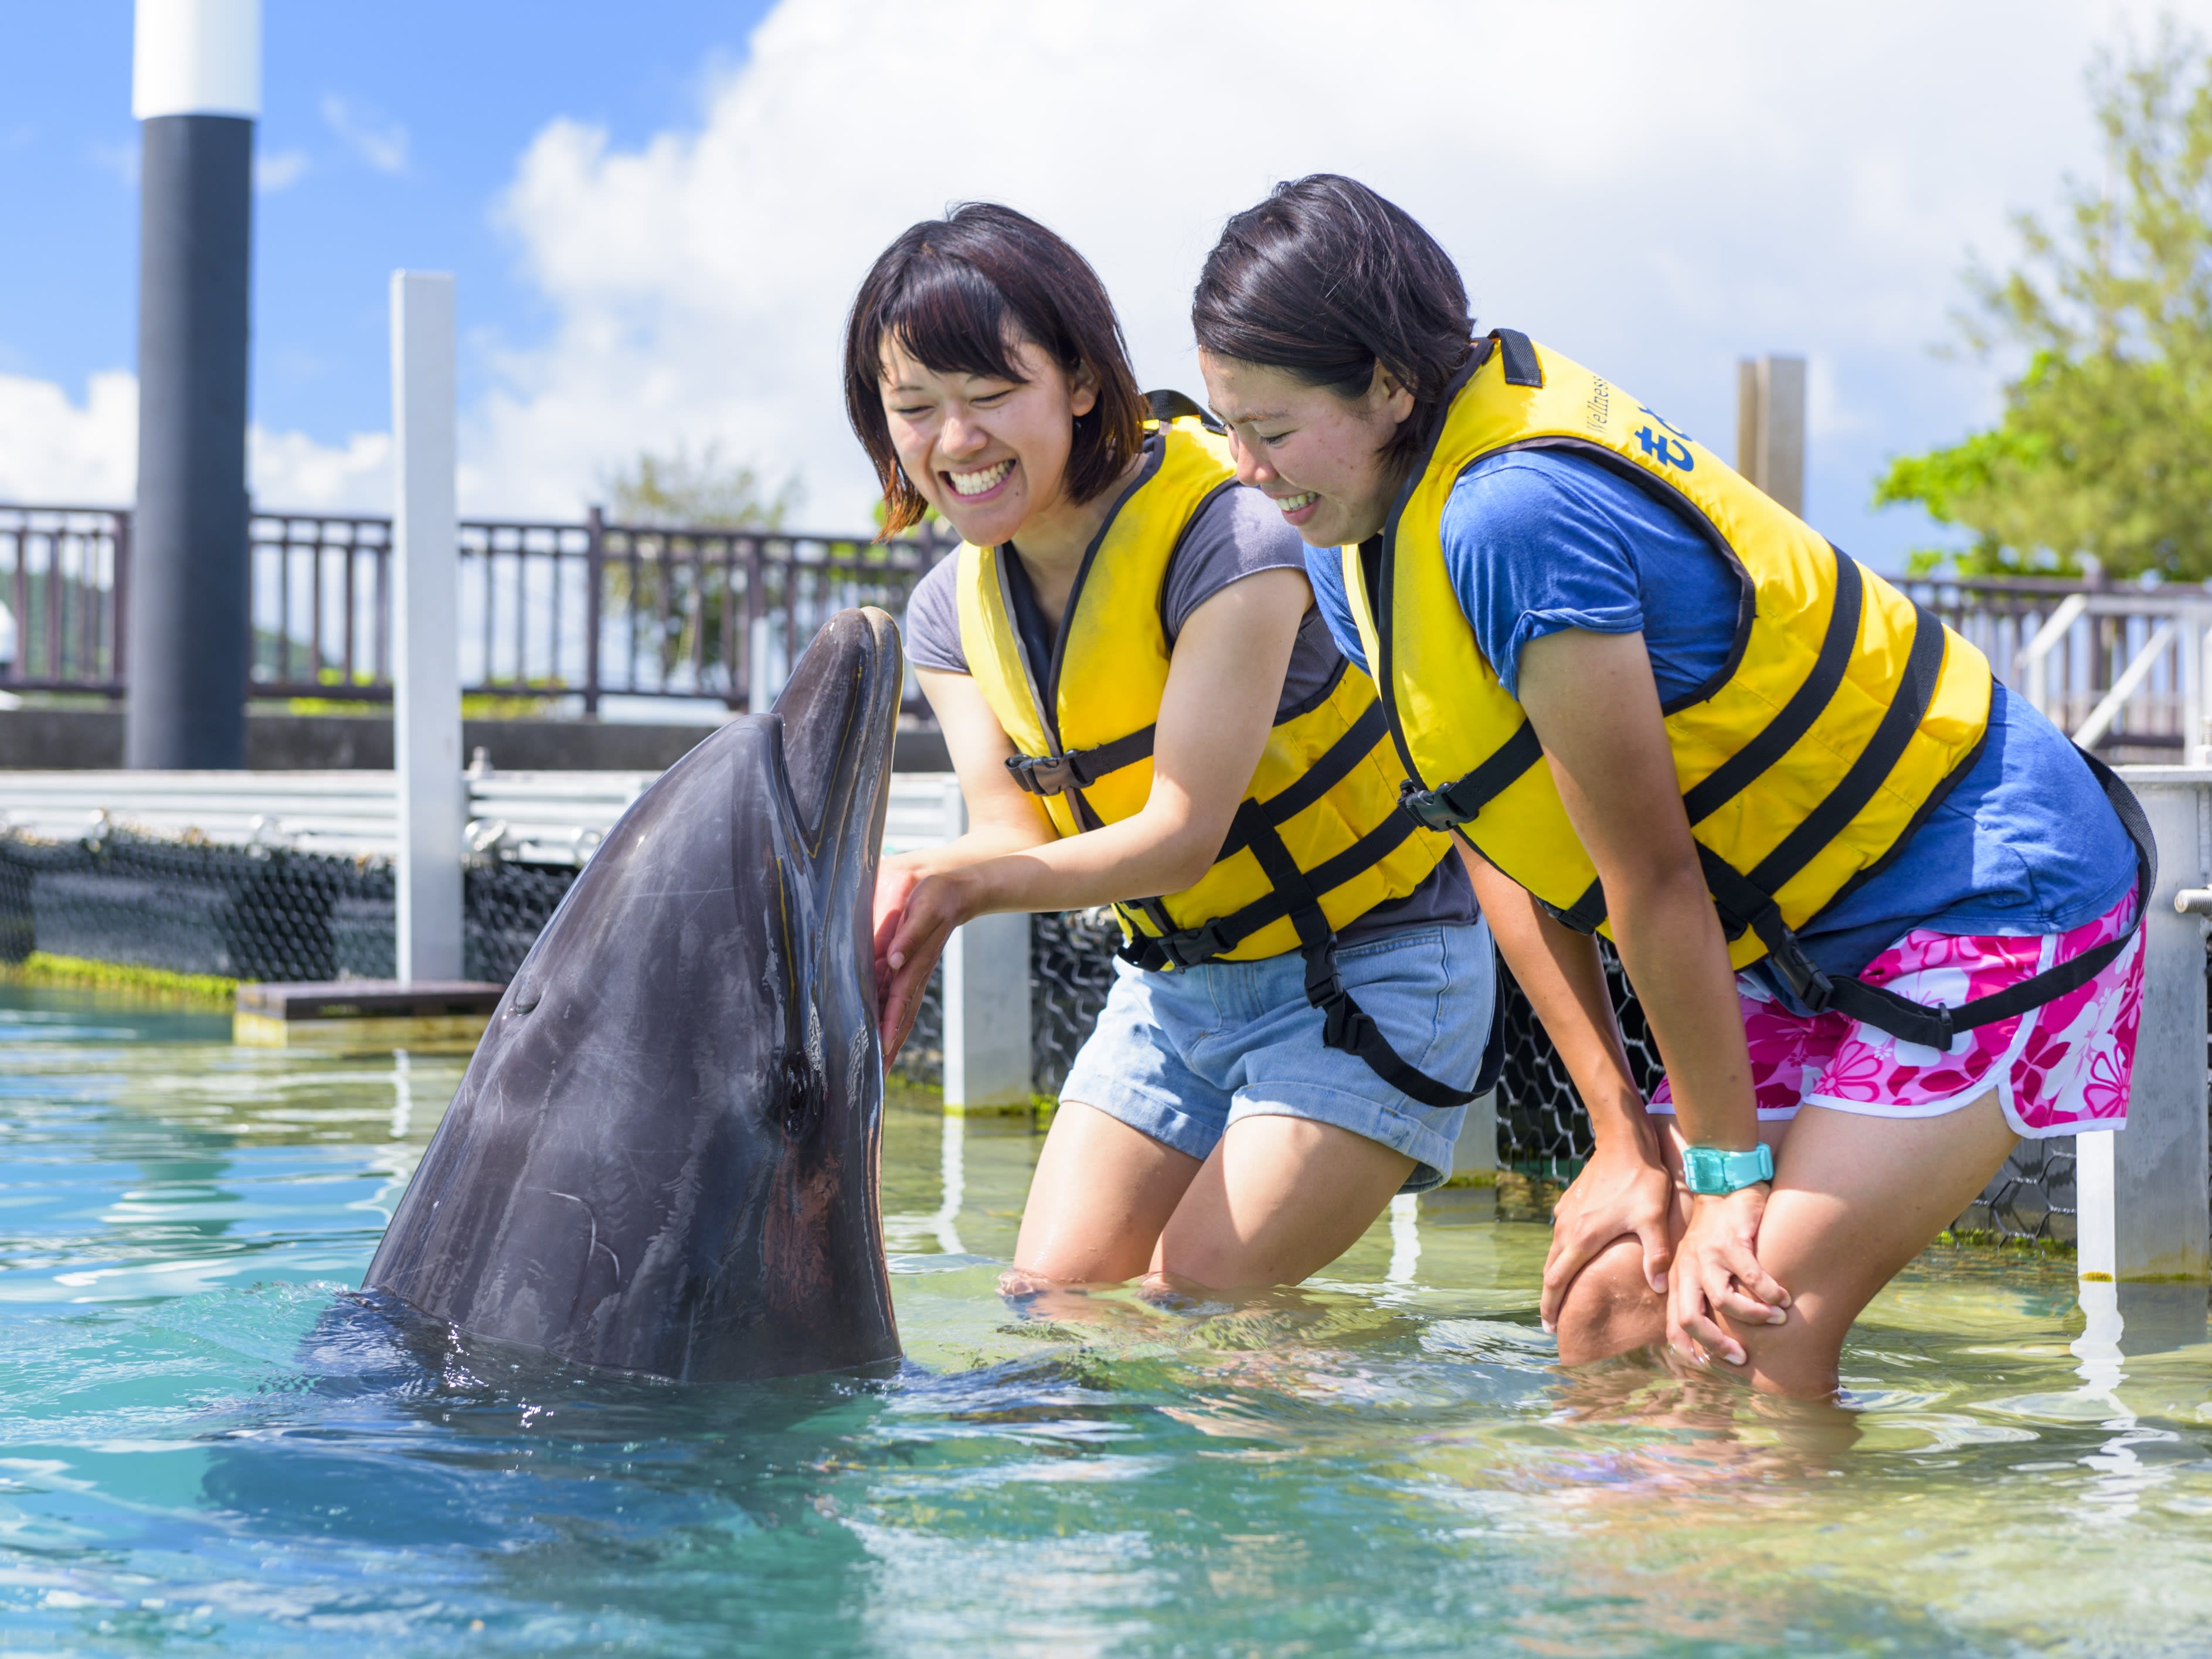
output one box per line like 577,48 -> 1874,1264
234,979 -> 505,1049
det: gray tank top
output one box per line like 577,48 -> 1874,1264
901,482 -> 1477,942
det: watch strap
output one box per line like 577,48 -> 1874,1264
1681,1142 -> 1774,1195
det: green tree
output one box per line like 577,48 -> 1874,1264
1877,23 -> 2212,579
602,443 -> 801,529
594,446 -> 802,688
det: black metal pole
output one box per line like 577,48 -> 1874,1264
127,109 -> 252,768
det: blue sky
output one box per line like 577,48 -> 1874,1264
3,1 -> 2208,568
1,1 -> 776,445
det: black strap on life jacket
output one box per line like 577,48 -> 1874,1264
1399,720 -> 1545,831
1145,388 -> 1226,433
1004,725 -> 1158,797
1491,328 -> 1545,389
1705,745 -> 2154,1049
1114,725 -> 1480,1110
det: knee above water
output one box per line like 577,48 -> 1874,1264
1554,1236 -> 1663,1355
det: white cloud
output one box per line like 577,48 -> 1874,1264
254,148 -> 310,192
0,370 -> 389,513
249,424 -> 390,510
465,0 -> 2212,560
0,372 -> 137,504
13,0 -> 2212,565
321,93 -> 409,175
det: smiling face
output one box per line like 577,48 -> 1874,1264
878,334 -> 1097,549
1199,352 -> 1415,548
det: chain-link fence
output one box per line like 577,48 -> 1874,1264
1493,944 -> 1669,1181
0,827 -> 579,985
1,821 -> 2092,1245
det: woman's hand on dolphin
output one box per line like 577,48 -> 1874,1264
874,858 -> 925,973
877,868 -> 978,1060
1541,1143 -> 1676,1332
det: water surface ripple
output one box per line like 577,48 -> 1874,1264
1,985 -> 2207,1656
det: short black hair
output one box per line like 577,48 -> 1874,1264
1192,175 -> 1473,479
844,203 -> 1146,536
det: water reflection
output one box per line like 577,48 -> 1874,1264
2,983 -> 2211,1656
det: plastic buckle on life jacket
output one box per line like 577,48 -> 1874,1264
1004,752 -> 1079,797
1761,921 -> 1834,1014
1796,959 -> 1836,1014
1398,778 -> 1468,833
1156,919 -> 1235,970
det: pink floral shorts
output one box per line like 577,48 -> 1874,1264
1649,888 -> 2143,1137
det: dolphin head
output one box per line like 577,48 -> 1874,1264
363,607 -> 905,1381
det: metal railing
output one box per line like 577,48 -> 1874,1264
8,506 -> 2203,753
2,502 -> 949,715
0,505 -> 128,693
1901,572 -> 2212,760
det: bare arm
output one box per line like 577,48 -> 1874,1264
1516,628 -> 1788,1364
1461,850 -> 1676,1321
874,568 -> 1311,1051
1463,850 -> 1646,1140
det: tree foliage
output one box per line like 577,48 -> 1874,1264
603,444 -> 801,529
1877,23 -> 2212,579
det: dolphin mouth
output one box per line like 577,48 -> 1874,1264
771,606 -> 902,864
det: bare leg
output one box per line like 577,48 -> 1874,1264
1554,1096 -> 2020,1396
1151,1115 -> 1418,1292
1726,1097 -> 2019,1396
1010,1100 -> 1203,1286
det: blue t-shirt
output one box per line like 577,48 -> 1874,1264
1307,449 -> 2135,984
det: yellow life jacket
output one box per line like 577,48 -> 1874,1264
1340,331 -> 2052,1041
955,399 -> 1477,1104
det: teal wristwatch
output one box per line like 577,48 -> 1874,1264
1681,1143 -> 1774,1195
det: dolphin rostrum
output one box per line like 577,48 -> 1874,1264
363,606 -> 905,1381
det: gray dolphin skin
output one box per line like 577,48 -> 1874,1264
363,607 -> 905,1382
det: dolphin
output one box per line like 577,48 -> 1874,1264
362,606 -> 904,1382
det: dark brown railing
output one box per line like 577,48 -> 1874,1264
0,505 -> 129,693
8,508 -> 2190,752
2,503 -> 949,716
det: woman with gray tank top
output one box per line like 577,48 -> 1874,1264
845,203 -> 1497,1301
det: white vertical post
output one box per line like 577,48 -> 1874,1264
391,271 -> 463,982
1454,1089 -> 1500,1182
937,778 -> 1033,1109
2108,770 -> 2212,1306
2077,1127 -> 2116,1283
748,615 -> 785,712
2187,607 -> 2212,766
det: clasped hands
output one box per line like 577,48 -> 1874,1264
1541,1137 -> 1790,1368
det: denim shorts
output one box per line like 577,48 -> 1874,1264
1058,921 -> 1495,1193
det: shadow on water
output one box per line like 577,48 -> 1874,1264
192,1290 -> 900,1646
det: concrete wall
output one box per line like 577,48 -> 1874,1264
0,708 -> 952,774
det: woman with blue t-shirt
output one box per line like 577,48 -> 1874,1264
846,203 -> 1494,1295
1193,175 -> 2148,1397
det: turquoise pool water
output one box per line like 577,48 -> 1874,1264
2,982 -> 2210,1657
